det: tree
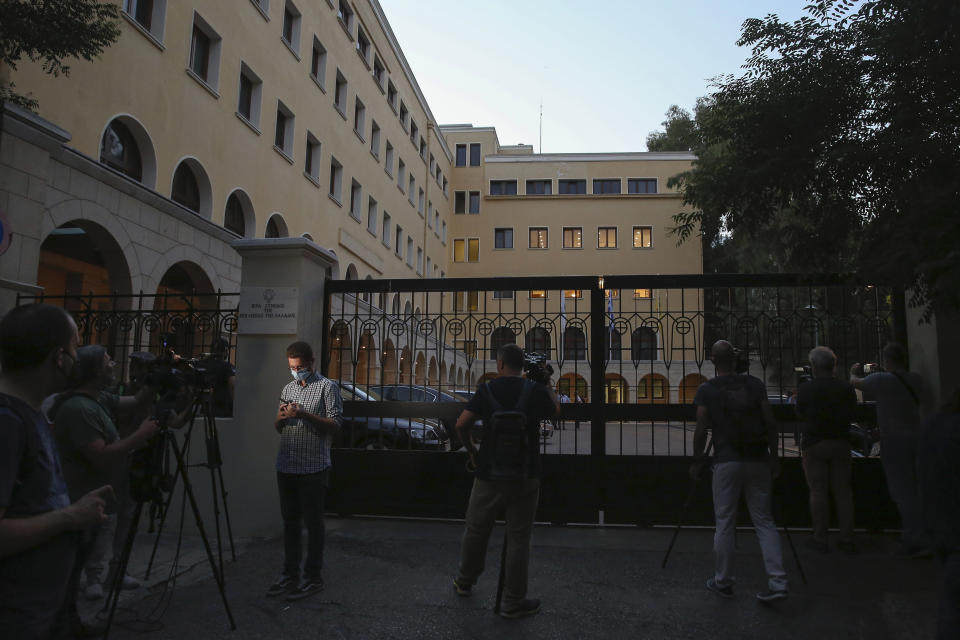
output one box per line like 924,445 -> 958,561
667,0 -> 960,318
0,0 -> 121,110
645,104 -> 700,152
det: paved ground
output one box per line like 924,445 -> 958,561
85,517 -> 941,640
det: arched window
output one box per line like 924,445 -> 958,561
563,326 -> 586,360
172,162 -> 201,212
631,327 -> 658,360
265,213 -> 288,238
99,119 -> 142,181
224,193 -> 247,236
525,327 -> 550,356
489,327 -> 516,359
344,264 -> 358,280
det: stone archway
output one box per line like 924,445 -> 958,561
327,320 -> 353,381
414,352 -> 426,385
680,373 -> 708,404
382,339 -> 398,385
428,357 -> 438,387
399,346 -> 412,384
638,373 -> 669,404
355,331 -> 378,385
152,260 -> 217,357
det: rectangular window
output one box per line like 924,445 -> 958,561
397,159 -> 406,191
188,14 -> 221,90
406,237 -> 414,267
410,121 -> 419,147
419,138 -> 427,160
628,178 -> 657,194
190,26 -> 211,80
353,97 -> 365,139
529,290 -> 546,299
454,294 -> 480,314
563,227 -> 582,249
372,55 -> 385,90
395,226 -> 403,256
453,238 -> 479,262
427,202 -> 433,228
490,180 -> 517,195
304,132 -> 320,181
564,290 -> 583,299
634,288 -> 653,299
384,141 -> 394,175
349,180 -> 362,221
598,226 -> 617,248
310,38 -> 326,89
237,62 -> 262,126
336,0 -> 353,32
418,188 -> 425,215
433,211 -> 440,234
274,101 -> 294,157
281,1 -> 301,54
399,102 -> 409,131
454,191 -> 465,214
442,177 -> 448,196
469,143 -> 481,166
493,290 -> 513,299
382,212 -> 391,247
441,221 -> 447,244
369,120 -> 380,157
334,70 -> 348,115
387,80 -> 398,111
526,179 -> 551,195
367,196 -> 377,234
558,179 -> 586,195
593,179 -> 621,194
468,191 -> 480,214
426,256 -> 431,277
468,238 -> 479,262
529,227 -> 548,249
408,175 -> 415,204
633,226 -> 653,248
455,144 -> 466,167
328,157 -> 342,202
124,0 -> 165,40
416,247 -> 423,275
356,26 -> 370,63
494,228 -> 513,249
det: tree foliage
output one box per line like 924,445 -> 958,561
0,0 -> 121,110
665,0 -> 960,318
645,104 -> 700,152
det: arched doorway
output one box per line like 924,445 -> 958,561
637,373 -> 669,404
153,261 -> 216,357
355,331 -> 377,385
414,352 -> 426,385
605,373 -> 628,403
558,373 -> 588,402
399,347 -> 412,384
99,115 -> 157,187
428,357 -> 438,387
382,339 -> 398,384
456,368 -> 463,387
680,373 -> 708,403
327,321 -> 353,381
440,362 -> 447,390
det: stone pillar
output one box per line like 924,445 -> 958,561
219,238 -> 337,537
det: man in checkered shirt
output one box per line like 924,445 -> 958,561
266,341 -> 342,601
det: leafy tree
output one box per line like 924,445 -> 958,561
645,104 -> 700,152
667,0 -> 960,318
0,0 -> 121,110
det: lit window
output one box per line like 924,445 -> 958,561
529,290 -> 546,299
598,227 -> 617,248
564,290 -> 582,299
633,226 -> 653,248
453,238 -> 479,263
563,227 -> 582,249
528,228 -> 548,249
634,288 -> 653,299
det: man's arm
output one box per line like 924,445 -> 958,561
455,408 -> 480,460
78,417 -> 159,469
689,405 -> 710,480
849,364 -> 867,390
114,384 -> 157,428
294,383 -> 343,433
760,396 -> 781,478
0,486 -> 113,559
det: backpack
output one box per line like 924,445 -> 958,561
484,380 -> 535,480
708,375 -> 768,456
0,393 -> 43,501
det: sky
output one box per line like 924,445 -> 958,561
379,0 -> 812,153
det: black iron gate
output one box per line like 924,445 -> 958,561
323,274 -> 904,528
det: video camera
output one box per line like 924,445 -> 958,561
733,347 -> 750,375
522,351 -> 554,386
794,363 -> 813,387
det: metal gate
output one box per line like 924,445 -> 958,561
323,274 -> 904,528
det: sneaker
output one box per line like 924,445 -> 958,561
500,598 -> 540,619
452,578 -> 472,597
806,538 -> 829,553
83,582 -> 104,601
756,588 -> 789,603
837,540 -> 858,555
121,573 -> 140,590
286,577 -> 324,601
706,578 -> 734,599
266,574 -> 298,598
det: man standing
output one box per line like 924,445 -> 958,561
267,341 -> 342,600
851,342 -> 930,556
0,304 -> 113,638
690,340 -> 788,602
796,346 -> 858,554
452,344 -> 559,619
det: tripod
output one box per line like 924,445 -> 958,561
101,427 -> 237,638
144,391 -> 237,581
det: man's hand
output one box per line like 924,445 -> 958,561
67,485 -> 114,529
135,417 -> 159,444
689,460 -> 705,482
769,456 -> 781,479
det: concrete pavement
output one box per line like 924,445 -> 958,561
88,517 -> 941,639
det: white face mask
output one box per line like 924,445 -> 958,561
290,368 -> 311,382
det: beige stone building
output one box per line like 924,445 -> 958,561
1,0 -> 701,401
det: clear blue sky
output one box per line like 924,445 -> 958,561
380,0 -> 811,153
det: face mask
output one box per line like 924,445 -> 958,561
290,368 -> 311,382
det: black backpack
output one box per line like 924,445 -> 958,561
708,375 -> 768,456
484,380 -> 535,480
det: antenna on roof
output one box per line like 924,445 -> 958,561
539,98 -> 543,154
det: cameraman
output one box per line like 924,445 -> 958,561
205,337 -> 236,418
49,346 -> 159,601
451,344 -> 559,619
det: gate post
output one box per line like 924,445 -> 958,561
590,280 -> 607,520
223,238 -> 338,537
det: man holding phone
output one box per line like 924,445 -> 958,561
267,341 -> 342,601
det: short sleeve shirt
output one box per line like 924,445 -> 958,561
860,371 -> 923,438
52,393 -> 121,501
796,377 -> 858,450
276,373 -> 343,474
693,374 -> 768,463
465,376 -> 556,480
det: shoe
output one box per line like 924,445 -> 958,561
121,573 -> 140,590
286,577 -> 324,601
706,577 -> 734,599
837,540 -> 858,555
806,538 -> 829,553
452,578 -> 472,597
500,598 -> 541,619
266,574 -> 298,598
756,588 -> 789,603
83,582 -> 104,600
73,616 -> 108,638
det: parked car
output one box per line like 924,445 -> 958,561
334,382 -> 448,450
452,389 -> 476,402
366,384 -> 466,449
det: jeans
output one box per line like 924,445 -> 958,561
802,439 -> 854,544
881,434 -> 925,548
277,470 -> 328,580
457,478 -> 540,608
712,461 -> 788,591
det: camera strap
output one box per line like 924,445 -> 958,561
891,371 -> 920,407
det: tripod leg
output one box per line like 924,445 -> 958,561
663,441 -> 713,569
494,526 -> 508,615
145,422 -> 195,579
781,523 -> 807,585
103,500 -> 145,640
215,464 -> 237,562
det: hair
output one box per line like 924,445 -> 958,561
710,340 -> 736,370
211,337 -> 230,354
497,343 -> 524,371
0,304 -> 74,372
808,346 -> 837,372
882,342 -> 908,368
286,340 -> 314,362
72,345 -> 108,388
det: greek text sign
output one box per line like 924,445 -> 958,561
238,287 -> 298,334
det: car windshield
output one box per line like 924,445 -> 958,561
339,383 -> 384,401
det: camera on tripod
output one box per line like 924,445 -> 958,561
522,351 -> 554,386
794,363 -> 813,387
733,347 -> 750,375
